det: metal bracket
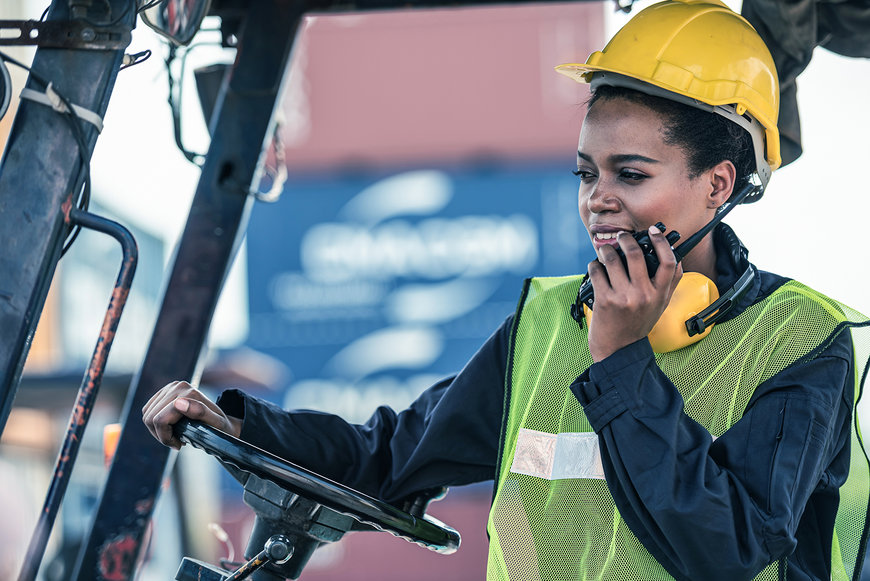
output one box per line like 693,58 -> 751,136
0,20 -> 131,50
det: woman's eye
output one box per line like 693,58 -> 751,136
619,170 -> 647,182
573,169 -> 596,182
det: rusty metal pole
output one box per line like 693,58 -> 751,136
18,208 -> 137,581
73,2 -> 304,579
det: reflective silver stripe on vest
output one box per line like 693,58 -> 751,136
510,428 -> 605,480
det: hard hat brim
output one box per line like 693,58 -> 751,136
555,63 -> 782,177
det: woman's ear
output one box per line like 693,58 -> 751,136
707,160 -> 737,209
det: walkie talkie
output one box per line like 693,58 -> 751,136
570,179 -> 761,324
570,223 -> 680,321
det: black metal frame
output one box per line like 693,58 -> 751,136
0,0 -> 133,440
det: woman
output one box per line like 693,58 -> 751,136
143,1 -> 870,579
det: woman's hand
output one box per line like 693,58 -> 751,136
586,225 -> 682,361
142,381 -> 242,449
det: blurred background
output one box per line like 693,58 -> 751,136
1,0 -> 868,578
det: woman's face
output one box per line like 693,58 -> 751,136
576,97 -> 719,267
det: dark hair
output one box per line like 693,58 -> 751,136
588,85 -> 755,194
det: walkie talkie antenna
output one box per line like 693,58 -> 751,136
672,178 -> 761,262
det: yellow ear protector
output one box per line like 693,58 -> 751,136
571,179 -> 760,353
579,266 -> 755,352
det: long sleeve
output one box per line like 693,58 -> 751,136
569,333 -> 853,581
217,316 -> 513,504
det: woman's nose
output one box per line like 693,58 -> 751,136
584,182 -> 619,214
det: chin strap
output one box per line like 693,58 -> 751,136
685,264 -> 756,337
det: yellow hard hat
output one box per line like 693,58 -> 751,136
556,0 -> 780,190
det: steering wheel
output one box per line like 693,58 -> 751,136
173,418 -> 461,555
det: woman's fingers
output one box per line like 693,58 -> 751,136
142,381 -> 216,449
172,396 -> 226,430
142,380 -> 242,449
150,399 -> 189,449
648,225 -> 680,290
596,242 -> 629,287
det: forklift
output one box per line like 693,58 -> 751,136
1,0 -> 868,579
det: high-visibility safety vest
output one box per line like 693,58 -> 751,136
487,276 -> 870,581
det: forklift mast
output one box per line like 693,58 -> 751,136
0,0 -> 306,578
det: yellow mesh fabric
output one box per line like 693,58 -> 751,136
834,302 -> 870,580
487,276 -> 870,581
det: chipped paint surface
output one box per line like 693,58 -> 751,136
98,534 -> 138,581
134,497 -> 154,515
18,210 -> 139,581
61,195 -> 73,223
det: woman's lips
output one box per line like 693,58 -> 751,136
592,230 -> 630,250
